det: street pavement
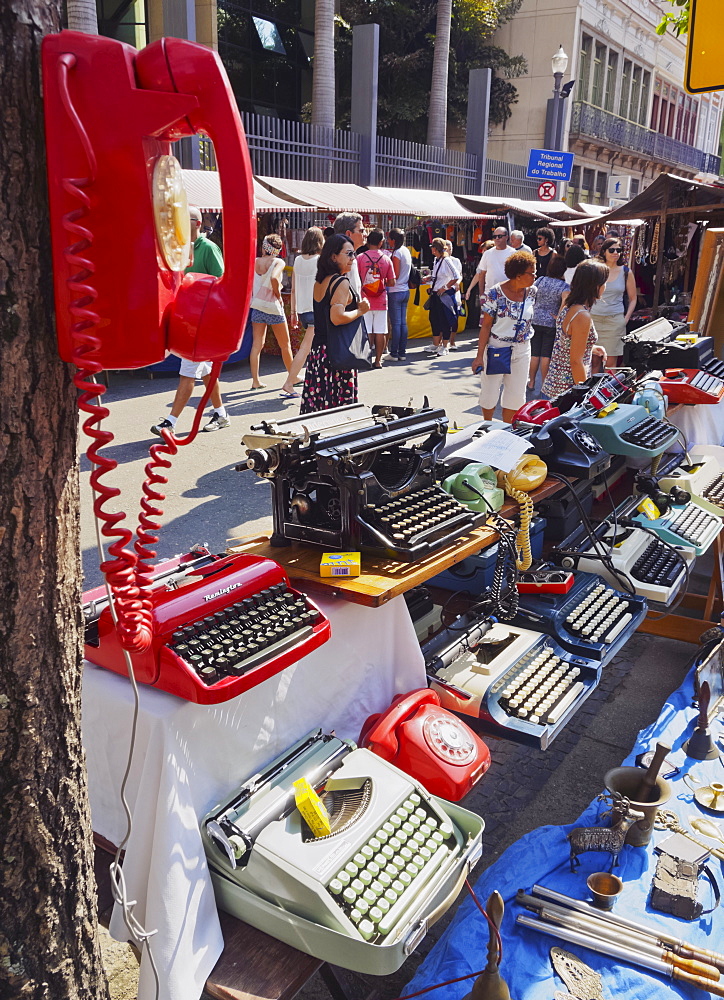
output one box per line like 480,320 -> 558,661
81,333 -> 698,1000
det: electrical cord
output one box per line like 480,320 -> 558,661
546,473 -> 636,595
461,480 -> 520,618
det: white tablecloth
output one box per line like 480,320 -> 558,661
83,593 -> 426,1000
668,396 -> 724,449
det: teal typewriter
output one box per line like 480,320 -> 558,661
201,731 -> 484,974
631,497 -> 722,557
579,403 -> 679,459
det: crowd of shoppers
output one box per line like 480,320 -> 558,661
157,209 -> 634,424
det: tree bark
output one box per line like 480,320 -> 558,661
311,0 -> 335,129
0,2 -> 110,997
66,0 -> 99,34
426,0 -> 453,148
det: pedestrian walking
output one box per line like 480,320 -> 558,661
589,237 -> 637,366
280,226 -> 324,398
473,250 -> 537,422
386,229 -> 412,361
356,229 -> 394,368
151,207 -> 230,436
444,240 -> 463,349
465,227 -> 516,301
510,230 -> 534,253
528,252 -> 568,390
533,227 -> 556,277
300,235 -> 370,414
543,260 -> 609,398
248,234 -> 294,390
423,238 -> 459,357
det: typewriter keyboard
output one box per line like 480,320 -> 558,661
492,640 -> 584,727
667,504 -> 721,546
168,584 -> 321,685
367,487 -> 471,547
631,540 -> 682,587
620,417 -> 677,450
703,474 -> 724,510
564,583 -> 632,645
705,359 -> 724,380
690,371 -> 724,396
327,793 -> 455,940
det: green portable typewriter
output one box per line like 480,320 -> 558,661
201,729 -> 485,974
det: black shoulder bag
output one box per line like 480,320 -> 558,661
324,276 -> 373,372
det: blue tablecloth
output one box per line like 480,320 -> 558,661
405,651 -> 724,1000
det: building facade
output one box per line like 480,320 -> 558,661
488,0 -> 722,206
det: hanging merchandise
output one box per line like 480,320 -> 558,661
649,219 -> 660,265
635,224 -> 648,265
472,225 -> 484,244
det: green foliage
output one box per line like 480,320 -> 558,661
336,0 -> 526,140
656,0 -> 689,36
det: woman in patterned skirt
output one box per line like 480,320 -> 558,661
301,234 -> 371,414
543,260 -> 609,400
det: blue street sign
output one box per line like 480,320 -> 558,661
527,148 -> 574,182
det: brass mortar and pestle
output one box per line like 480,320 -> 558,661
604,742 -> 672,847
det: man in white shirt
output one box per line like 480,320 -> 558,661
333,212 -> 367,295
465,227 -> 516,299
510,230 -> 533,253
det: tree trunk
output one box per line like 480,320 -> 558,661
0,2 -> 110,998
66,0 -> 99,34
311,0 -> 335,130
427,0 -> 453,148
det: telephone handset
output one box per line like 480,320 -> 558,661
442,462 -> 505,514
512,400 -> 560,428
43,31 -> 255,369
359,689 -> 491,801
496,456 -> 547,571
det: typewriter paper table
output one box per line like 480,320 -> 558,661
82,593 -> 426,1000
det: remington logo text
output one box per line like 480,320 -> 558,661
203,582 -> 242,601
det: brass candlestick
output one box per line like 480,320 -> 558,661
461,890 -> 511,1000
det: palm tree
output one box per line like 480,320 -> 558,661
312,0 -> 335,129
427,0 -> 453,147
66,0 -> 98,32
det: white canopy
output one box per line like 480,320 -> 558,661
181,170 -> 315,214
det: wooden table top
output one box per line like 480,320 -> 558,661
227,478 -> 564,608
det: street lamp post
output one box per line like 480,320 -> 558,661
550,45 -> 569,152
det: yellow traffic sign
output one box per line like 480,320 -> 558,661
685,0 -> 724,94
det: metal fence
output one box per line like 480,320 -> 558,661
195,114 -> 554,198
375,136 -> 478,193
569,101 -> 721,176
484,159 -> 540,199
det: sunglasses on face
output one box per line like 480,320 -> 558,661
494,234 -> 506,238
339,250 -> 355,258
606,247 -> 622,254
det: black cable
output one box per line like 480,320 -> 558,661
546,472 -> 636,594
460,480 -> 520,619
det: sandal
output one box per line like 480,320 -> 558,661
280,389 -> 300,398
249,383 -> 267,390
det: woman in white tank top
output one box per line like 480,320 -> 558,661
589,237 -> 637,365
280,227 -> 324,397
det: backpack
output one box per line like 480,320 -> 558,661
360,252 -> 384,297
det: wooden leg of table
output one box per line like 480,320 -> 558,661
704,531 -> 724,624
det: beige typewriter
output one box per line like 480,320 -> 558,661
201,730 -> 484,974
660,445 -> 724,517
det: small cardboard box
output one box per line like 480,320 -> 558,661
320,552 -> 361,577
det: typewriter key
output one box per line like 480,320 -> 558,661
199,665 -> 218,684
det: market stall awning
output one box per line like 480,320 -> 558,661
256,177 -> 405,214
593,172 -> 724,223
181,170 -> 315,213
508,199 -> 591,221
365,186 -> 483,219
456,194 -> 555,221
257,178 -> 484,217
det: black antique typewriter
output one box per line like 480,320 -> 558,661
622,318 -> 714,375
241,403 -> 487,560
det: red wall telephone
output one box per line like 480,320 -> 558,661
42,31 -> 255,370
359,689 -> 491,801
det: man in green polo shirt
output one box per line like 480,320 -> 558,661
151,207 -> 231,435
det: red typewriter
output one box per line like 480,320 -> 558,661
659,368 -> 724,405
83,549 -> 331,704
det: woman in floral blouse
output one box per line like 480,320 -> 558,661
472,251 -> 537,422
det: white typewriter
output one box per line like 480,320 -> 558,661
660,445 -> 724,518
201,731 -> 484,974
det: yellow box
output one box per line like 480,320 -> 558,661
319,552 -> 361,577
293,777 -> 331,838
675,333 -> 698,345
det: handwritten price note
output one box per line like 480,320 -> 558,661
453,428 -> 532,473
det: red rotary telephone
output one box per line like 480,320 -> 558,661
512,399 -> 560,427
359,689 -> 491,801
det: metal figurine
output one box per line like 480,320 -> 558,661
550,947 -> 605,1000
568,798 -> 645,871
461,891 -> 510,1000
683,680 -> 719,760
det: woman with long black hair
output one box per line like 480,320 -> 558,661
300,235 -> 371,414
543,260 -> 609,398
